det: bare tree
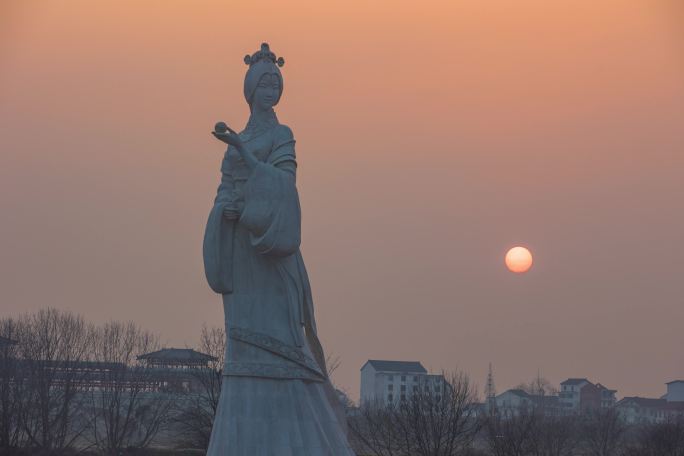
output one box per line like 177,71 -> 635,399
0,317 -> 24,449
515,375 -> 558,397
172,324 -> 225,450
529,415 -> 579,456
485,408 -> 538,456
350,371 -> 481,456
86,320 -> 174,453
485,410 -> 579,456
348,399 -> 405,456
326,353 -> 342,379
401,372 -> 481,455
579,408 -> 626,456
14,308 -> 94,450
624,417 -> 684,456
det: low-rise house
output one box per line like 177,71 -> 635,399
495,389 -> 533,412
494,389 -> 561,416
559,378 -> 616,413
617,380 -> 684,424
616,397 -> 684,424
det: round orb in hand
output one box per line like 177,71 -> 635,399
215,122 -> 228,133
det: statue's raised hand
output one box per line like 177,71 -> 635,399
212,122 -> 244,151
211,121 -> 258,170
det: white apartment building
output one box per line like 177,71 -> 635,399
360,360 -> 446,406
665,380 -> 684,402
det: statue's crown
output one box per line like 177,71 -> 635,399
244,43 -> 285,67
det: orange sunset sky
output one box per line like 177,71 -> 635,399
1,0 -> 683,401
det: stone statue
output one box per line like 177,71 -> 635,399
203,43 -> 355,455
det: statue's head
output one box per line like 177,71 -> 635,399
243,43 -> 284,112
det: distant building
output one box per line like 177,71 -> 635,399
360,360 -> 445,406
559,378 -> 616,413
1,344 -> 217,395
137,348 -> 217,369
665,380 -> 684,402
494,389 -> 561,416
136,347 -> 218,393
616,397 -> 684,424
559,378 -> 589,411
616,380 -> 684,424
495,389 -> 533,413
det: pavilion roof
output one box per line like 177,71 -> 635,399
137,348 -> 217,363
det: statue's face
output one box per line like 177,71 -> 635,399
253,73 -> 281,111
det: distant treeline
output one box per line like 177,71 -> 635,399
2,308 -> 683,456
350,373 -> 684,456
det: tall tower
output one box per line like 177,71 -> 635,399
485,362 -> 496,412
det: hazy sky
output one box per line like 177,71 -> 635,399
1,0 -> 683,401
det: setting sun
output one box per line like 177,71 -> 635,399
505,246 -> 533,273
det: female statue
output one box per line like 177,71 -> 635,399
203,43 -> 354,455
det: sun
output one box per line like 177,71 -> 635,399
505,246 -> 533,273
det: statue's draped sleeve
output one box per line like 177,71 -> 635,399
240,125 -> 301,257
203,149 -> 235,294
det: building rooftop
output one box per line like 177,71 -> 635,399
362,360 -> 427,374
561,378 -> 590,386
666,380 -> 684,385
595,382 -> 617,393
505,389 -> 532,398
137,348 -> 217,364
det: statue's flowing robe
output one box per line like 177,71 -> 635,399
203,122 -> 354,455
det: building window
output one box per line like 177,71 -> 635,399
387,385 -> 393,391
388,394 -> 393,402
401,394 -> 406,401
388,375 -> 394,381
413,376 -> 418,382
401,385 -> 406,392
413,385 -> 418,392
401,375 -> 406,382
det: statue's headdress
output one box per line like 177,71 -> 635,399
243,43 -> 285,107
244,43 -> 285,68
